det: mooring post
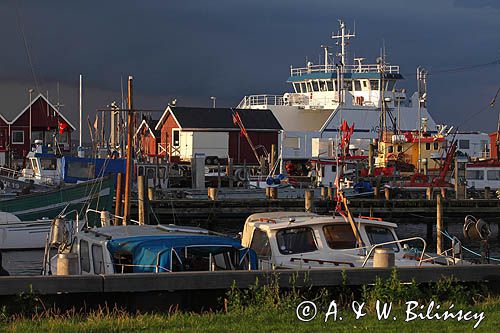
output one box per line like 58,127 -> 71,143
114,173 -> 123,226
384,187 -> 390,201
368,143 -> 374,176
227,158 -> 234,188
440,187 -> 446,199
436,193 -> 443,255
208,187 -> 218,201
321,187 -> 328,200
374,186 -> 380,199
485,186 -> 491,199
217,161 -> 221,189
270,187 -> 278,199
270,144 -> 276,172
305,189 -> 314,212
137,175 -> 145,225
148,187 -> 155,201
328,187 -> 335,201
426,187 -> 432,200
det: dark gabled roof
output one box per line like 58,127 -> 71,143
168,107 -> 282,131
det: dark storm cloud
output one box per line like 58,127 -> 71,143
454,0 -> 500,9
0,0 -> 499,136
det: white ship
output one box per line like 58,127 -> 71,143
237,20 -> 438,161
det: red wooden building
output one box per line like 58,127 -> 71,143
135,116 -> 161,162
154,106 -> 282,164
0,93 -> 75,163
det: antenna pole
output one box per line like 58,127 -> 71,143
123,75 -> 134,225
78,75 -> 84,157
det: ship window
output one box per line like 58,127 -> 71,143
365,226 -> 399,252
354,80 -> 362,91
363,81 -> 368,88
397,145 -> 402,152
387,146 -> 393,153
292,83 -> 299,93
319,80 -> 327,92
11,130 -> 24,144
41,158 -> 57,170
250,229 -> 271,259
312,81 -> 319,91
307,82 -> 313,92
331,165 -> 337,172
276,227 -> 317,255
433,142 -> 439,150
80,240 -> 90,273
300,83 -> 306,93
369,80 -> 379,90
466,170 -> 484,180
344,80 -> 353,91
172,129 -> 180,147
327,81 -> 334,91
323,225 -> 357,249
92,244 -> 105,274
487,170 -> 500,181
385,80 -> 396,91
425,143 -> 431,151
459,140 -> 470,150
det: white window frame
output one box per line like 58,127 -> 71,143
172,129 -> 180,147
11,130 -> 24,144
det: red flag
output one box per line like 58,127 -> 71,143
58,121 -> 68,135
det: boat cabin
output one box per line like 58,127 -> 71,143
51,224 -> 257,275
241,212 -> 407,269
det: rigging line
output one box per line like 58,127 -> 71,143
14,0 -> 40,92
400,58 -> 500,77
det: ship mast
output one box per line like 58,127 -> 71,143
332,20 -> 355,106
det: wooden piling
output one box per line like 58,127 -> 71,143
426,187 -> 432,200
148,187 -> 155,201
321,187 -> 328,200
269,187 -> 278,199
114,173 -> 123,226
374,186 -> 380,199
137,175 -> 146,225
217,162 -> 221,188
208,187 -> 218,201
327,187 -> 335,201
122,76 -> 134,225
227,158 -> 234,188
368,143 -> 374,176
485,187 -> 491,199
440,187 -> 446,199
384,187 -> 390,201
305,190 -> 314,212
436,193 -> 443,255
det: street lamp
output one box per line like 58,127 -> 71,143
28,88 -> 34,145
210,96 -> 216,108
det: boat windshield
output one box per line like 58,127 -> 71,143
276,227 -> 317,255
323,224 -> 357,249
365,226 -> 399,252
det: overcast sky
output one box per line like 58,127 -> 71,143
0,0 -> 499,140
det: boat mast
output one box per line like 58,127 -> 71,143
123,75 -> 134,225
416,67 -> 427,172
332,20 -> 355,106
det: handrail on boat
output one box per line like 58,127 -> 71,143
361,236 -> 427,268
290,257 -> 355,267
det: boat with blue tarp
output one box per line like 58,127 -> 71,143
44,219 -> 258,275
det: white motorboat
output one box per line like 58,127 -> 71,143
241,211 -> 466,269
0,212 -> 51,250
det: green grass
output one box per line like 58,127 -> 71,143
1,271 -> 499,332
1,302 -> 499,333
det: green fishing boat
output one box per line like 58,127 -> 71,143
0,177 -> 115,221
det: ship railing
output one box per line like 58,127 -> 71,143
290,64 -> 400,76
361,236 -> 427,267
237,95 -> 285,108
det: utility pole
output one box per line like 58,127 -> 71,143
28,88 -> 34,145
123,76 -> 134,225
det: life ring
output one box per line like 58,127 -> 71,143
410,173 -> 428,184
385,153 -> 397,161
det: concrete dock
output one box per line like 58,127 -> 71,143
1,265 -> 499,312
